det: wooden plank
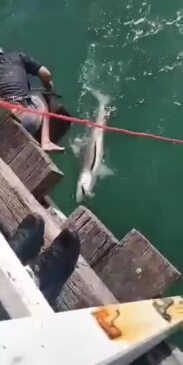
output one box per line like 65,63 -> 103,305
0,296 -> 182,365
65,206 -> 118,266
0,115 -> 63,198
47,206 -> 66,228
94,230 -> 181,302
46,202 -> 118,310
45,196 -> 67,227
54,205 -> 182,364
0,157 -> 117,310
64,206 -> 181,302
0,116 -> 27,164
0,232 -> 53,319
0,157 -> 59,241
10,142 -> 63,198
44,202 -> 182,365
57,255 -> 117,311
0,108 -> 11,123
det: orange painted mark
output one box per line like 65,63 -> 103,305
92,297 -> 183,343
92,308 -> 122,340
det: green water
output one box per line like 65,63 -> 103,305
0,0 -> 182,348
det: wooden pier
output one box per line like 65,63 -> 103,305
0,111 -> 182,364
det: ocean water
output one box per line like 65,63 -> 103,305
0,0 -> 182,349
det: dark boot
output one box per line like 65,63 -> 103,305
30,227 -> 80,305
9,214 -> 45,265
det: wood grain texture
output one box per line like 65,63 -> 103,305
47,206 -> 66,228
64,206 -> 118,266
0,156 -> 60,242
64,206 -> 181,302
48,204 -> 182,364
0,116 -> 62,198
95,229 -> 181,302
0,159 -> 117,311
56,256 -> 117,311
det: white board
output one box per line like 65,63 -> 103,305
0,232 -> 53,318
0,296 -> 182,365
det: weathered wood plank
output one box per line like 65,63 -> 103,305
64,206 -> 181,302
0,116 -> 27,164
95,229 -> 181,302
65,206 -> 118,266
45,195 -> 67,227
56,255 -> 117,311
10,142 -> 63,198
0,157 -> 60,241
47,206 -> 66,228
0,115 -> 63,198
47,203 -> 182,365
0,108 -> 11,123
0,158 -> 117,310
52,205 -> 181,305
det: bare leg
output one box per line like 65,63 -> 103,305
31,93 -> 65,152
12,94 -> 65,152
41,116 -> 65,152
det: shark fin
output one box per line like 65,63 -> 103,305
98,163 -> 114,179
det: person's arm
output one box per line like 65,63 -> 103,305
19,52 -> 53,89
38,66 -> 53,90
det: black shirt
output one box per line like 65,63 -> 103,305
0,52 -> 42,98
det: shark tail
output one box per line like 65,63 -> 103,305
85,87 -> 110,109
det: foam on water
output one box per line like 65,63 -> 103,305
70,135 -> 88,158
78,2 -> 183,111
123,6 -> 183,42
76,0 -> 183,198
159,51 -> 183,74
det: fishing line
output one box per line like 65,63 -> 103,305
0,99 -> 183,144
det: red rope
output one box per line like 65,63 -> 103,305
0,99 -> 183,144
